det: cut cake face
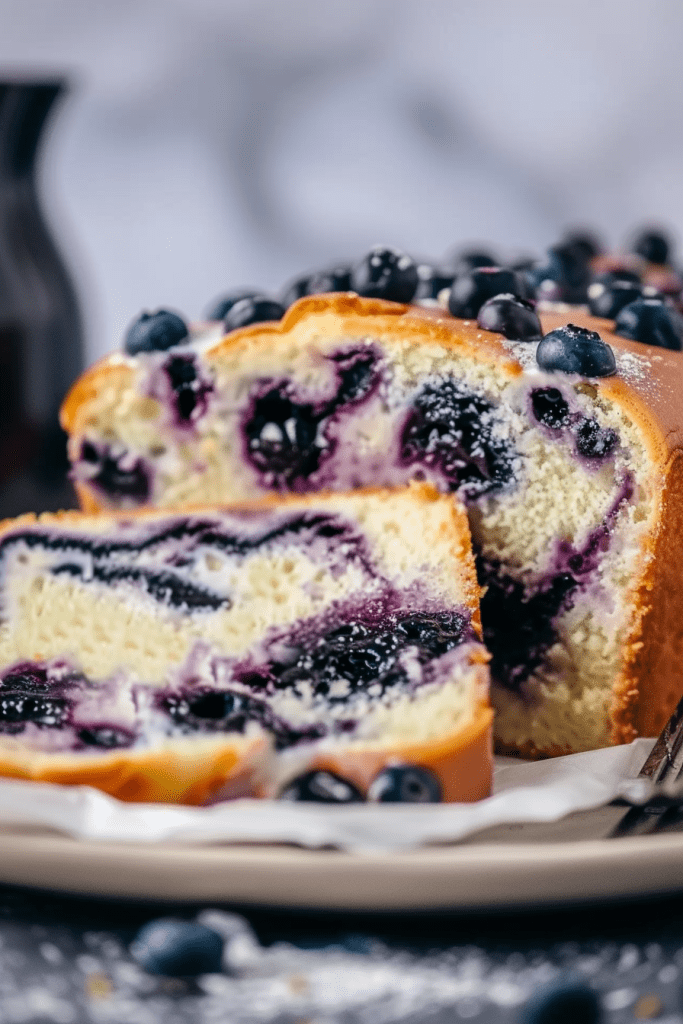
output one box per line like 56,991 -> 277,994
0,486 -> 491,803
61,294 -> 683,756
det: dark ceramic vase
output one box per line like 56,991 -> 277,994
0,80 -> 84,516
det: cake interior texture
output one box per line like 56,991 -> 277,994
0,487 -> 490,800
63,297 -> 668,757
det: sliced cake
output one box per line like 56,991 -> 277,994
0,485 -> 491,803
62,292 -> 683,758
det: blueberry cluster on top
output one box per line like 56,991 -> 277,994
122,225 -> 683,359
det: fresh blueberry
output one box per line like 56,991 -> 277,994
448,267 -> 524,318
205,289 -> 260,321
477,294 -> 542,340
614,297 -> 683,351
351,246 -> 418,303
587,278 -> 642,319
124,310 -> 189,356
450,248 -> 497,276
368,765 -> 442,803
130,919 -> 224,977
536,324 -> 616,377
593,268 -> 642,287
223,296 -> 285,332
530,387 -> 571,429
561,229 -> 603,261
279,770 -> 364,803
520,975 -> 601,1024
414,263 -> 455,300
529,242 -> 592,303
630,227 -> 671,265
280,272 -> 314,309
307,263 -> 353,295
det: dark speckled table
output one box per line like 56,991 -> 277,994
1,883 -> 683,1023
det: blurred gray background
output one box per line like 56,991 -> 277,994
3,0 -> 683,360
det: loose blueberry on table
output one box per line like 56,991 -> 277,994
351,246 -> 419,303
124,309 -> 189,355
130,918 -> 224,977
279,770 -> 364,803
536,324 -> 616,377
368,765 -> 442,803
587,278 -> 642,320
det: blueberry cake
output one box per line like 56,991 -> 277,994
0,486 -> 492,803
62,286 -> 683,758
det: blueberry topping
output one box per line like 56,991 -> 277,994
279,770 -> 364,803
614,297 -> 683,351
529,242 -> 592,303
78,727 -> 134,749
368,765 -> 442,803
414,264 -> 455,300
223,296 -> 285,332
561,229 -> 603,260
124,310 -> 189,356
450,249 -> 497,276
477,294 -> 542,340
587,279 -> 642,319
307,263 -> 353,296
530,387 -> 570,429
631,227 -> 671,265
536,324 -> 616,377
520,976 -> 601,1024
575,418 -> 618,460
130,919 -> 224,977
280,273 -> 313,309
204,289 -> 260,321
448,267 -> 523,318
351,246 -> 418,303
401,379 -> 516,497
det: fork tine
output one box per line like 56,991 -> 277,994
638,692 -> 683,784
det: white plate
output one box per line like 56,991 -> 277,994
1,802 -> 682,909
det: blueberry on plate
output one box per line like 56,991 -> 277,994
130,918 -> 224,977
536,323 -> 616,377
223,295 -> 286,332
587,279 -> 642,319
630,227 -> 672,265
124,310 -> 189,355
477,293 -> 542,341
614,296 -> 683,351
279,770 -> 364,803
367,765 -> 442,803
414,263 -> 455,300
520,975 -> 601,1024
351,245 -> 418,303
204,289 -> 260,321
448,267 -> 523,318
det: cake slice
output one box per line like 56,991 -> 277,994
62,293 -> 683,757
0,485 -> 491,803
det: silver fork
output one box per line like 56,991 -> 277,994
610,693 -> 683,837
